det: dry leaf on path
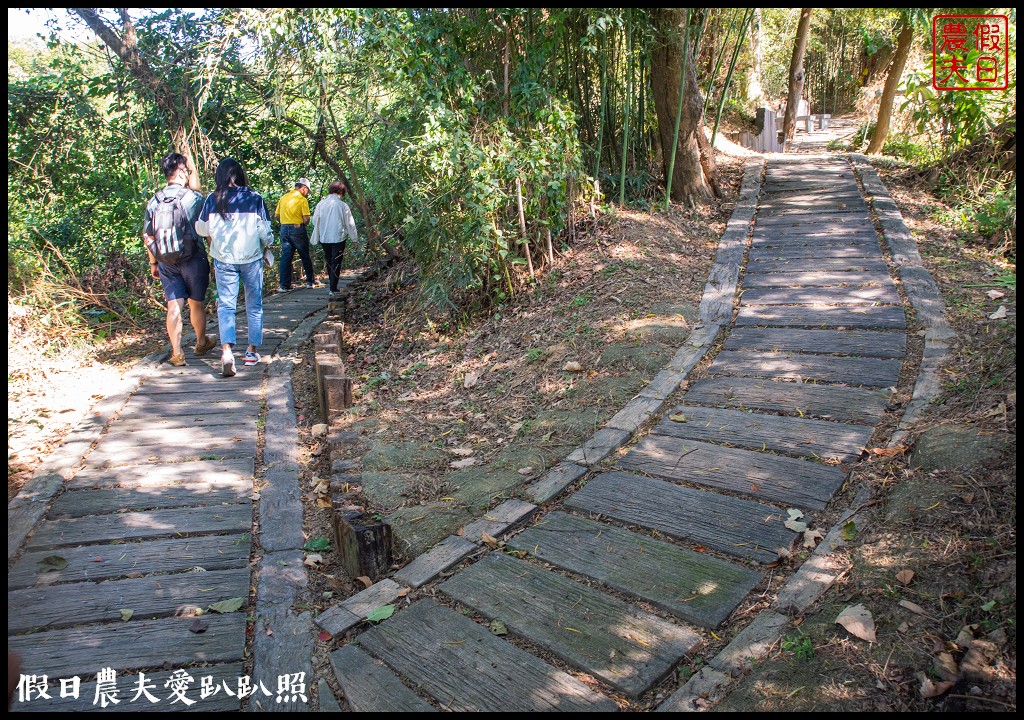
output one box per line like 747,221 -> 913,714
463,371 -> 481,389
563,361 -> 583,372
835,603 -> 877,642
356,576 -> 373,589
480,532 -> 500,549
986,289 -> 1006,299
120,609 -> 134,622
896,569 -> 915,585
917,671 -> 954,698
449,447 -> 475,457
869,445 -> 908,457
989,305 -> 1008,320
303,553 -> 323,567
785,518 -> 808,533
450,457 -> 479,469
802,529 -> 824,548
517,467 -> 535,476
899,599 -> 930,617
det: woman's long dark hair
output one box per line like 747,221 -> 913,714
213,158 -> 249,219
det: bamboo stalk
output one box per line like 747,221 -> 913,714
712,8 -> 754,148
515,176 -> 534,277
703,9 -> 739,117
594,32 -> 607,200
618,10 -> 632,207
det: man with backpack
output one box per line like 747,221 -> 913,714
142,152 -> 217,366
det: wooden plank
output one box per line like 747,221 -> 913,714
754,215 -> 871,229
758,206 -> 869,218
748,245 -> 883,260
724,327 -> 907,358
652,405 -> 872,463
141,372 -> 263,387
84,442 -> 256,469
9,535 -> 251,589
96,423 -> 257,447
617,435 -> 844,509
133,384 -> 263,399
7,613 -> 246,680
67,459 -> 254,490
758,190 -> 864,203
50,481 -> 252,518
743,271 -> 893,288
110,412 -> 258,431
566,472 -> 793,563
742,285 -> 900,306
440,553 -> 700,697
507,512 -> 761,629
9,568 -> 250,633
683,377 -> 892,424
735,304 -> 906,329
116,401 -> 257,418
750,233 -> 878,246
746,257 -> 889,274
329,645 -> 436,712
708,349 -> 903,387
10,663 -> 244,712
356,600 -> 617,711
26,504 -> 252,549
393,535 -> 476,589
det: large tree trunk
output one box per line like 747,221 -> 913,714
651,8 -> 720,205
866,19 -> 914,154
76,8 -> 204,190
746,9 -> 765,106
783,8 -> 814,143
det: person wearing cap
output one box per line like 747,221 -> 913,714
274,177 -> 318,290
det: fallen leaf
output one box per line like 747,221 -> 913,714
311,423 -> 328,437
366,604 -> 396,623
489,619 -> 508,636
39,555 -> 68,573
356,576 -> 373,589
899,599 -> 929,616
896,569 -> 915,585
563,361 -> 583,372
669,413 -> 687,423
449,447 -> 475,457
463,371 -> 480,389
785,518 -> 808,533
312,479 -> 330,494
917,671 -> 954,698
397,587 -> 410,598
750,483 -> 760,493
303,553 -> 323,567
931,651 -> 958,682
869,445 -> 908,457
776,546 -> 793,560
984,402 -> 1006,418
517,467 -> 535,476
835,604 -> 876,642
455,527 -> 465,536
119,609 -> 134,622
189,619 -> 209,634
692,545 -> 708,553
841,521 -> 857,541
986,289 -> 1006,299
208,597 -> 245,613
989,305 -> 1007,320
787,508 -> 804,521
315,497 -> 333,509
450,457 -> 479,469
803,529 -> 824,548
480,532 -> 500,549
318,630 -> 332,642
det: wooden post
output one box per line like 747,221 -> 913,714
315,354 -> 345,423
325,375 -> 353,418
333,509 -> 393,582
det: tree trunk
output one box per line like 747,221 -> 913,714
651,8 -> 720,204
746,9 -> 765,106
76,8 -> 203,190
783,8 -> 814,143
866,19 -> 913,154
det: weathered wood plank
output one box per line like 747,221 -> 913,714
26,504 -> 252,549
735,304 -> 906,329
440,553 -> 700,697
724,327 -> 907,358
96,424 -> 257,447
133,384 -> 263,399
617,435 -> 844,509
652,405 -> 872,463
754,215 -> 872,229
748,245 -> 883,260
329,645 -> 436,712
566,472 -> 793,563
9,535 -> 251,589
393,535 -> 476,588
750,233 -> 878,247
741,285 -> 900,306
507,512 -> 761,629
743,271 -> 893,288
7,614 -> 246,681
110,412 -> 258,431
356,600 -> 617,711
708,349 -> 903,387
50,481 -> 251,518
745,257 -> 889,274
116,401 -> 258,418
10,663 -> 244,712
9,568 -> 250,633
758,189 -> 864,203
758,206 -> 869,218
67,459 -> 254,490
84,441 -> 256,469
684,377 -> 892,424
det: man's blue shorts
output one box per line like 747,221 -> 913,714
157,252 -> 211,302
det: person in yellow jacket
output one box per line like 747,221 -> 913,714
274,177 -> 318,290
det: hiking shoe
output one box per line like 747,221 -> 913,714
222,350 -> 236,378
194,335 -> 217,356
244,350 -> 261,367
168,352 -> 186,367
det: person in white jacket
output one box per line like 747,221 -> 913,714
195,158 -> 273,377
310,180 -> 358,294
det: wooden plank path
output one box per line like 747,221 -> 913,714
314,156 -> 911,710
7,283 -> 340,712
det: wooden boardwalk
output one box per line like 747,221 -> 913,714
322,157 -> 910,710
8,280 -> 347,712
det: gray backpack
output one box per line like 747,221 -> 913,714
147,187 -> 199,265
